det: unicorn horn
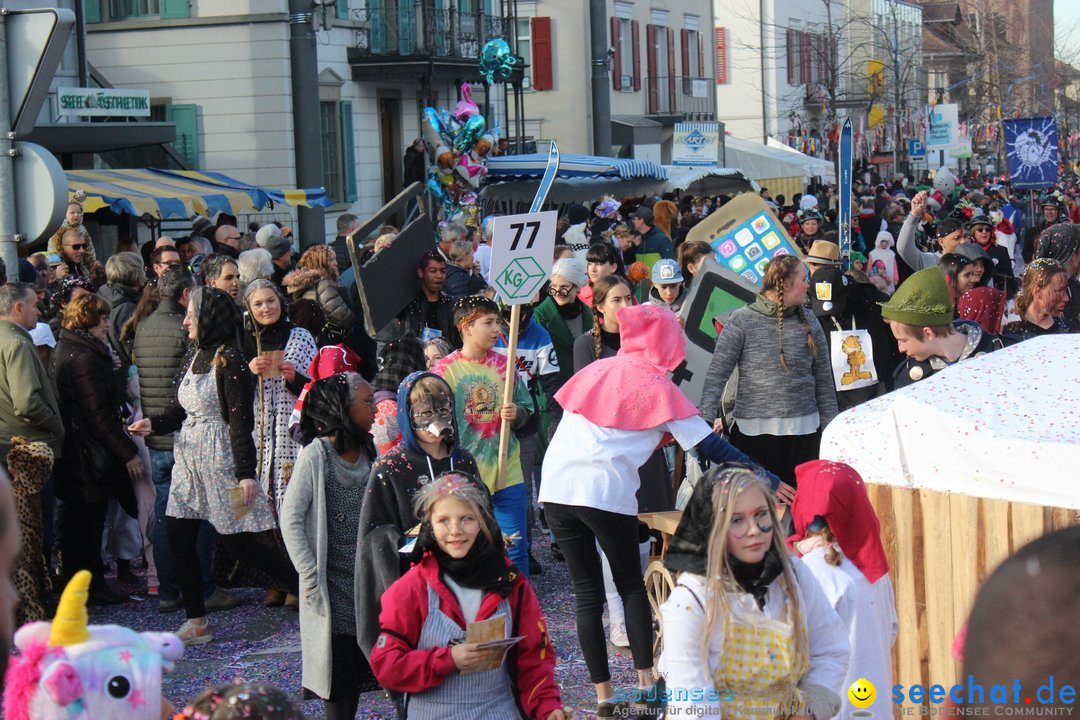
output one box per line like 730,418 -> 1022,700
48,570 -> 91,646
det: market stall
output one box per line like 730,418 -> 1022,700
820,335 -> 1080,707
482,152 -> 668,208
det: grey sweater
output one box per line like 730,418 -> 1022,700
700,296 -> 838,430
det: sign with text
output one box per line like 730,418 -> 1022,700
925,103 -> 959,150
58,87 -> 151,117
673,122 -> 719,166
489,210 -> 558,304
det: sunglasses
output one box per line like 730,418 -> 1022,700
65,244 -> 88,250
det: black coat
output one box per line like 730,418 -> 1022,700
51,330 -> 136,503
132,299 -> 189,450
98,282 -> 140,365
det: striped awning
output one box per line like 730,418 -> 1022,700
486,153 -> 667,181
66,168 -> 331,219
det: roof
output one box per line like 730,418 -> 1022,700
485,153 -> 667,181
67,169 -> 330,219
918,1 -> 962,24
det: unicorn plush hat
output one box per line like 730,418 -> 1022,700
4,571 -> 183,720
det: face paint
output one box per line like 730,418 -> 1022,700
410,398 -> 455,441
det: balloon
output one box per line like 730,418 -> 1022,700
479,38 -> 518,84
453,82 -> 479,123
421,108 -> 446,154
473,133 -> 494,158
455,152 -> 485,189
436,145 -> 455,169
454,114 -> 486,153
427,176 -> 448,204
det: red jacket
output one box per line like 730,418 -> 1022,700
370,553 -> 563,720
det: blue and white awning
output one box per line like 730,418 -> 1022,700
486,153 -> 667,181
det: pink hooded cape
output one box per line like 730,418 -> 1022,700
554,304 -> 699,430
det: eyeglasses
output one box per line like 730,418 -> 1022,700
65,244 -> 87,250
548,284 -> 576,298
226,235 -> 242,242
433,516 -> 479,532
729,510 -> 774,539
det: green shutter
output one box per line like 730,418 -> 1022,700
336,0 -> 349,19
340,101 -> 357,203
367,0 -> 385,54
84,0 -> 102,24
160,0 -> 190,19
166,104 -> 199,169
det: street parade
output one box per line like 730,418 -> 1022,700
0,0 -> 1076,719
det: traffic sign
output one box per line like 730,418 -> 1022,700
14,142 -> 66,246
6,8 -> 75,138
908,138 -> 926,159
488,210 -> 558,304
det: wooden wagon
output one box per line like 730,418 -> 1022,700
821,335 -> 1080,711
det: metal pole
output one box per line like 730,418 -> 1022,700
289,0 -> 326,250
588,0 -> 611,155
760,0 -> 768,143
0,10 -> 18,276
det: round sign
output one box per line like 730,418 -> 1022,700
15,141 -> 67,246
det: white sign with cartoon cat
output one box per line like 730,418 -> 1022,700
828,328 -> 878,392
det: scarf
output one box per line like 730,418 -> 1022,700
74,328 -> 122,370
556,299 -> 583,321
730,548 -> 784,610
413,518 -> 517,597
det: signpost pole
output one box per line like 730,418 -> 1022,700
0,11 -> 18,276
495,304 -> 521,487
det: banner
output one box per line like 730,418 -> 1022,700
672,122 -> 719,166
838,119 -> 852,263
925,103 -> 958,151
1003,117 -> 1059,189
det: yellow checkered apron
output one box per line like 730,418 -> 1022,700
712,579 -> 810,719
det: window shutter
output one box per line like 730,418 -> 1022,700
646,24 -> 658,112
159,0 -> 190,19
340,101 -> 357,203
532,17 -> 553,90
715,27 -> 728,84
166,104 -> 199,169
681,28 -> 690,77
786,29 -> 796,85
632,20 -> 641,91
800,32 -> 811,85
697,30 -> 705,77
667,29 -> 676,112
816,34 -> 826,81
611,17 -> 622,90
85,0 -> 102,23
336,0 -> 349,19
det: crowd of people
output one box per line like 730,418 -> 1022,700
0,166 -> 1075,719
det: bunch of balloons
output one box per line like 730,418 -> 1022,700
422,81 -> 497,223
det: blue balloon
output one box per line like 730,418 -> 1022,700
478,38 -> 518,84
454,114 -> 486,153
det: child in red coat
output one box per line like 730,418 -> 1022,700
370,473 -> 570,720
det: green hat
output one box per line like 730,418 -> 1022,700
879,267 -> 954,326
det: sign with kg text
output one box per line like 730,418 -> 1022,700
58,87 -> 151,117
489,210 -> 558,305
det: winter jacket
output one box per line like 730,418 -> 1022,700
386,291 -> 461,348
370,553 -> 563,720
132,299 -> 189,451
893,321 -> 1007,388
51,329 -> 137,503
0,320 -> 63,460
285,269 -> 357,343
98,282 -> 141,364
636,225 -> 675,272
532,296 -> 593,385
443,262 -> 486,298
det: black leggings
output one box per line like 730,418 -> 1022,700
166,517 -> 298,618
59,499 -> 107,589
544,503 -> 652,683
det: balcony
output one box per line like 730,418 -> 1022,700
645,76 -> 716,123
348,3 -> 511,82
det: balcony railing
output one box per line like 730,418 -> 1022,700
646,76 -> 716,120
352,4 -> 509,60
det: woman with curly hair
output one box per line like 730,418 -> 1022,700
284,245 -> 357,346
1003,258 -> 1075,341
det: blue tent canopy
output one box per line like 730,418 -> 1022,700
486,153 -> 667,181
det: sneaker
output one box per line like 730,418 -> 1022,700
204,588 -> 241,613
609,621 -> 629,648
528,552 -> 544,575
158,597 -> 182,613
596,699 -> 630,718
176,619 -> 212,646
551,543 -> 565,562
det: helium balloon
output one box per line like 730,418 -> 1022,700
454,114 -> 486,153
453,82 -> 479,122
421,108 -> 447,153
479,38 -> 518,84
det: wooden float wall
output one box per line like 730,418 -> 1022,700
866,483 -> 1079,708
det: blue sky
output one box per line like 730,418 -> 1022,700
1057,0 -> 1080,59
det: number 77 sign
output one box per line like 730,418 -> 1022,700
488,210 -> 559,305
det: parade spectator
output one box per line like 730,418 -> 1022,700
1034,222 -> 1080,330
897,192 -> 968,271
541,304 -> 778,718
651,199 -> 679,241
573,275 -> 633,370
175,682 -> 306,720
432,296 -> 533,575
967,211 -> 1016,296
152,287 -> 299,645
436,222 -> 468,262
1003,258 -> 1075,340
52,293 -> 145,605
938,253 -> 980,313
443,239 -> 486,297
200,253 -> 241,300
648,259 -> 687,312
1022,195 -> 1060,264
174,236 -> 195,264
957,286 -> 1007,335
0,283 -> 63,467
286,246 -> 360,350
677,239 -> 713,288
370,474 -> 568,720
282,373 -> 379,720
881,267 -> 1006,388
237,247 -> 274,298
628,206 -> 674,272
386,251 -> 459,347
370,334 -> 426,456
54,228 -> 92,281
954,242 -> 995,292
150,244 -> 181,280
805,238 -> 842,277
659,464 -> 849,720
330,214 -> 359,272
263,235 -> 294,290
794,209 -> 824,254
99,252 -> 147,364
355,371 -> 481,657
581,242 -> 623,307
212,225 -> 242,259
403,138 -> 427,188
868,231 -> 899,294
423,336 -> 452,369
789,460 -> 898,720
533,258 -> 592,386
701,255 -> 837,490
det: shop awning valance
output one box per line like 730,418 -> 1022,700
67,168 -> 331,219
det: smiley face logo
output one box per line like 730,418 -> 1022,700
848,678 -> 876,709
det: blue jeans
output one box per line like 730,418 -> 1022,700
492,482 -> 530,578
150,448 -> 215,601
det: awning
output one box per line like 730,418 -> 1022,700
66,168 -> 331,219
724,135 -> 834,181
486,153 -> 668,181
662,166 -> 758,195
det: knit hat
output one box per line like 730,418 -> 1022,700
551,257 -> 587,288
262,234 -> 293,260
879,267 -> 953,326
651,258 -> 683,285
254,223 -> 281,248
799,194 -> 819,211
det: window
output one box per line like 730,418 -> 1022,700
108,0 -> 159,18
786,28 -> 829,86
88,0 -> 188,22
517,18 -> 532,89
321,102 -> 343,204
647,23 -> 676,113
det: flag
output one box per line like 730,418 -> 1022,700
1003,117 -> 1059,190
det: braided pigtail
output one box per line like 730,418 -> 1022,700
795,305 -> 818,360
592,309 -> 603,360
776,274 -> 789,372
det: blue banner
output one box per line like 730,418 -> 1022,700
1003,117 -> 1059,190
838,119 -> 853,264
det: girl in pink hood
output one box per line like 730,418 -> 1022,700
539,303 -> 779,718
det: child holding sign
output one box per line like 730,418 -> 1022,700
370,473 -> 570,720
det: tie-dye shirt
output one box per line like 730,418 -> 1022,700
431,349 -> 532,493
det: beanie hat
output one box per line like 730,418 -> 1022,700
263,234 -> 293,260
551,257 -> 587,288
566,204 -> 590,225
255,224 -> 281,248
879,267 -> 954,326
